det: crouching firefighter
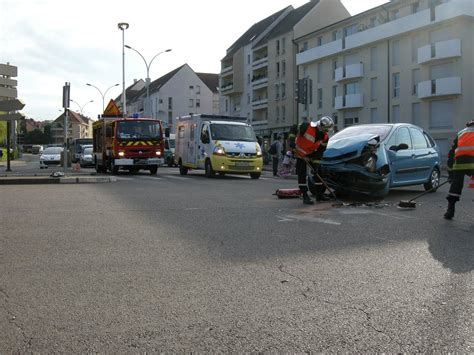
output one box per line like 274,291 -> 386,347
444,119 -> 474,219
294,116 -> 334,205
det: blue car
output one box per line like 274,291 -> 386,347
315,124 -> 441,198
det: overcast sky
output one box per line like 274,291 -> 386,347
0,0 -> 386,121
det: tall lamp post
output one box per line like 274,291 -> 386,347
70,99 -> 94,116
86,83 -> 119,113
118,22 -> 129,117
124,45 -> 171,117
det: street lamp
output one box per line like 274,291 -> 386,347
86,83 -> 119,113
70,99 -> 94,116
118,22 -> 129,117
124,45 -> 171,117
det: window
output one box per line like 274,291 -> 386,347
317,88 -> 323,109
412,103 -> 421,125
178,125 -> 185,139
189,123 -> 195,141
276,62 -> 280,77
276,106 -> 280,120
395,127 -> 412,149
247,55 -> 251,65
410,128 -> 429,149
343,111 -> 359,127
317,63 -> 322,83
309,78 -> 313,105
332,85 -> 338,107
430,62 -> 454,79
281,83 -> 286,99
371,78 -> 377,101
391,9 -> 400,20
282,37 -> 286,54
370,108 -> 379,123
343,24 -> 358,37
189,85 -> 194,90
332,30 -> 338,41
392,105 -> 400,123
168,97 -> 173,110
301,42 -> 308,52
247,94 -> 250,105
168,112 -> 173,125
412,2 -> 420,13
275,84 -> 280,100
189,99 -> 194,108
393,73 -> 400,98
412,34 -> 422,62
196,85 -> 201,95
276,39 -> 280,55
200,125 -> 210,143
370,46 -> 378,71
317,36 -> 323,46
247,74 -> 251,85
282,105 -> 286,120
370,17 -> 377,27
412,69 -> 420,95
392,40 -> 400,66
430,99 -> 454,128
282,61 -> 286,76
344,82 -> 360,95
332,60 -> 338,79
196,99 -> 200,108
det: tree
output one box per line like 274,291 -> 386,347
25,129 -> 45,144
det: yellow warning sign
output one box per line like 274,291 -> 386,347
103,100 -> 122,117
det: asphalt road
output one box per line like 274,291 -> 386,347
0,162 -> 472,352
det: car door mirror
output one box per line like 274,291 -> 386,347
389,143 -> 409,152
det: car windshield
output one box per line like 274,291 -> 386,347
43,147 -> 63,154
210,124 -> 256,142
332,125 -> 393,141
117,120 -> 161,140
83,147 -> 93,155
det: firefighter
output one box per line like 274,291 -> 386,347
444,119 -> 474,219
295,116 -> 334,205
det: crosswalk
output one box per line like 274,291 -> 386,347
113,171 -> 275,182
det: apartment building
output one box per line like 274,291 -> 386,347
50,110 -> 92,144
220,0 -> 349,140
123,64 -> 219,134
295,0 -> 473,157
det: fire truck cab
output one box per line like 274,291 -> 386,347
93,117 -> 165,175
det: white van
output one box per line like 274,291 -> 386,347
175,114 -> 263,179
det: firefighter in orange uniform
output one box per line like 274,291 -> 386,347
444,120 -> 474,219
295,116 -> 334,205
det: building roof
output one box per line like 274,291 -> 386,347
222,6 -> 290,61
196,73 -> 219,94
254,0 -> 320,47
114,79 -> 146,102
53,110 -> 89,125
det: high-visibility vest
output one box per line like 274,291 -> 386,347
295,125 -> 327,157
454,127 -> 474,159
468,176 -> 474,189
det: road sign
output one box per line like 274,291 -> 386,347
0,99 -> 25,111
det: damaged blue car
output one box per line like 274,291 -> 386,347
314,124 -> 441,198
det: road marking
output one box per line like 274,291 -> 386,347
165,175 -> 189,180
277,215 -> 341,225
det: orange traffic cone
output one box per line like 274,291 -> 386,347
468,175 -> 474,189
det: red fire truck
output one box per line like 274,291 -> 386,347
93,117 -> 165,174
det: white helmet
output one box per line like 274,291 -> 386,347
310,116 -> 334,132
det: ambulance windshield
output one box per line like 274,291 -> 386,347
210,124 -> 256,142
117,120 -> 162,140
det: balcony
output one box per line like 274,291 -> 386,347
221,65 -> 233,75
252,76 -> 268,89
335,93 -> 363,110
335,63 -> 364,82
417,77 -> 461,99
252,98 -> 268,108
418,39 -> 461,65
252,57 -> 268,69
220,83 -> 234,94
297,39 -> 342,65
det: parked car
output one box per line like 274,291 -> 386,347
311,124 -> 441,198
39,146 -> 63,169
164,134 -> 176,167
31,145 -> 43,154
79,147 -> 94,167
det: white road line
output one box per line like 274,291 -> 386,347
277,215 -> 341,225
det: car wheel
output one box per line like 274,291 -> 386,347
424,167 -> 440,192
150,166 -> 158,175
179,160 -> 188,176
249,172 -> 261,179
205,160 -> 215,178
307,174 -> 325,196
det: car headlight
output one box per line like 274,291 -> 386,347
213,146 -> 225,156
156,151 -> 162,156
256,146 -> 262,157
118,151 -> 125,157
364,154 -> 377,173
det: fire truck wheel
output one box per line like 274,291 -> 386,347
110,160 -> 119,175
150,166 -> 158,175
205,160 -> 215,178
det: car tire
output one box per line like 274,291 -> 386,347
150,166 -> 158,175
424,167 -> 440,192
205,160 -> 215,178
307,174 -> 325,196
250,172 -> 261,179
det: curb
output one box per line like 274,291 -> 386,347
0,176 -> 116,185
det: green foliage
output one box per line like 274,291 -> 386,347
0,121 -> 6,142
25,129 -> 46,144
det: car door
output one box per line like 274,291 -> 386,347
409,127 -> 437,182
386,126 -> 417,186
187,123 -> 198,167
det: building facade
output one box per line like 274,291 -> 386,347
219,0 -> 350,140
295,0 -> 473,158
50,110 -> 92,144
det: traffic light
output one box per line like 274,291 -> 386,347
295,78 -> 308,105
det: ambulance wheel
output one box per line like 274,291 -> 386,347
179,161 -> 188,175
250,172 -> 261,179
205,160 -> 215,178
150,166 -> 158,175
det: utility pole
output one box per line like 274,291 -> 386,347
63,82 -> 70,172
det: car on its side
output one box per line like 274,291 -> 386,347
39,146 -> 64,169
79,147 -> 94,167
313,124 -> 441,198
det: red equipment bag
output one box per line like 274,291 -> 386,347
468,175 -> 474,189
273,188 -> 302,199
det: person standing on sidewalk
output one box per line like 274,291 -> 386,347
295,116 -> 334,205
271,135 -> 283,177
444,119 -> 474,219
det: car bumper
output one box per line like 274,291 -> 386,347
321,163 -> 389,197
114,158 -> 164,166
211,156 -> 263,174
40,160 -> 61,167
